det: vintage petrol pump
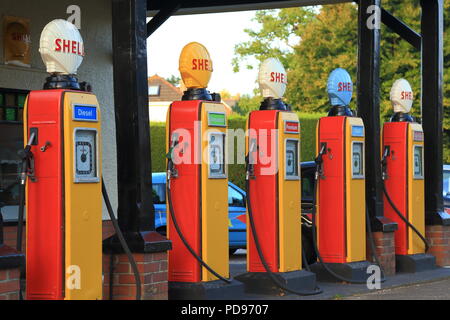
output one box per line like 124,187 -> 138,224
166,42 -> 241,299
235,58 -> 318,295
311,68 -> 370,282
23,20 -> 102,300
382,79 -> 435,272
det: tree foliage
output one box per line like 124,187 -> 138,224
233,2 -> 450,162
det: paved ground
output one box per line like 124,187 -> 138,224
343,278 -> 450,300
229,250 -> 450,300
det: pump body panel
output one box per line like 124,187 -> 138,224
246,110 -> 302,273
25,89 -> 102,300
316,116 -> 366,264
383,122 -> 425,255
167,100 -> 229,283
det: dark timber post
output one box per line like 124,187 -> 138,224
357,0 -> 396,231
421,0 -> 450,225
106,0 -> 171,252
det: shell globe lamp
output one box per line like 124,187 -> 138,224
257,58 -> 289,111
39,19 -> 87,90
389,78 -> 414,122
179,42 -> 219,101
327,68 -> 354,116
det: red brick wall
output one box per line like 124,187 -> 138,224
426,225 -> 450,267
103,252 -> 168,300
3,220 -> 116,249
366,231 -> 396,276
0,268 -> 20,300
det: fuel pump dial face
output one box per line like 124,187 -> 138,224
285,139 -> 299,180
208,133 -> 225,178
74,129 -> 98,182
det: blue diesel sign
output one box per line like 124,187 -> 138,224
73,105 -> 98,122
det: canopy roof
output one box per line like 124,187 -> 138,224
147,0 -> 351,16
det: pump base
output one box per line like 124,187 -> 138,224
169,279 -> 245,300
235,270 -> 317,296
310,261 -> 372,282
396,254 -> 436,273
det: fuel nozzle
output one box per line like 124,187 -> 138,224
166,134 -> 179,180
246,139 -> 257,181
18,131 -> 38,184
381,146 -> 390,180
315,143 -> 327,181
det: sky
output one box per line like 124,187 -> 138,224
147,11 -> 262,97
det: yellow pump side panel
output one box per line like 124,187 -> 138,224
201,102 -> 229,281
345,117 -> 366,262
407,123 -> 425,254
63,92 -> 102,300
278,112 -> 302,272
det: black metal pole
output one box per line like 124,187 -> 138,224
420,0 -> 450,225
108,0 -> 171,252
357,0 -> 396,232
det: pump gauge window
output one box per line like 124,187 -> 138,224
413,146 -> 424,179
285,139 -> 299,180
74,128 -> 99,183
352,142 -> 364,179
208,133 -> 226,179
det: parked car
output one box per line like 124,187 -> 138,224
151,162 -> 318,265
151,173 -> 247,253
444,164 -> 450,208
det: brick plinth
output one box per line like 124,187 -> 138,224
0,269 -> 20,300
366,231 -> 396,276
103,252 -> 168,300
426,225 -> 450,267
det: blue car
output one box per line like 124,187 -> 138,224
151,173 -> 247,253
444,165 -> 450,208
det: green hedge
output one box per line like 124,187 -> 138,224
150,112 -> 324,189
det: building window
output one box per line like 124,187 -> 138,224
148,85 -> 160,96
0,88 -> 28,222
0,89 -> 27,122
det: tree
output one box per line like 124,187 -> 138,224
233,2 -> 449,162
233,94 -> 263,116
165,75 -> 181,86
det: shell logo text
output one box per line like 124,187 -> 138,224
400,91 -> 413,100
338,82 -> 352,92
192,58 -> 212,71
55,38 -> 84,56
270,72 -> 287,84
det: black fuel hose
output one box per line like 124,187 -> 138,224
310,151 -> 386,284
244,159 -> 322,296
382,183 -> 429,252
16,160 -> 27,253
166,174 -> 231,284
102,179 -> 142,300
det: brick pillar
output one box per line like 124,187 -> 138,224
426,225 -> 450,267
103,252 -> 168,300
0,268 -> 20,300
366,231 -> 396,276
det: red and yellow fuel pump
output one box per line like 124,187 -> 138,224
311,68 -> 371,282
235,58 -> 318,295
23,20 -> 102,300
166,42 -> 242,299
381,79 -> 435,272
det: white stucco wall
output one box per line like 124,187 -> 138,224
0,0 -> 117,219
